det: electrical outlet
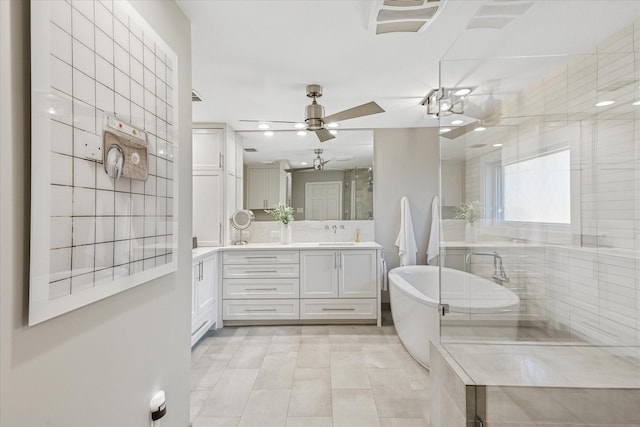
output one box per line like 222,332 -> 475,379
75,131 -> 103,161
271,230 -> 280,238
297,207 -> 304,213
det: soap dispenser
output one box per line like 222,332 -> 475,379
355,228 -> 360,242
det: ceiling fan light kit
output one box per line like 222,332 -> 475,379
421,87 -> 474,117
241,84 -> 385,143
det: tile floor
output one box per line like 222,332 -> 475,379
190,323 -> 430,427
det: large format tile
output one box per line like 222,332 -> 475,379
297,343 -> 331,368
198,369 -> 259,418
331,351 -> 370,389
379,419 -> 429,427
192,418 -> 240,427
287,368 -> 332,417
332,389 -> 380,427
253,352 -> 298,390
238,389 -> 291,427
285,417 -> 332,427
227,344 -> 269,368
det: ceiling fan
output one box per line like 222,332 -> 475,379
241,84 -> 385,143
284,149 -> 331,173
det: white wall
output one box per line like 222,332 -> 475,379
374,128 -> 440,271
0,1 -> 193,425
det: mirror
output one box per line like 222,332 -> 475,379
238,129 -> 374,221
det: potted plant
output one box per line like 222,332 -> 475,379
266,203 -> 294,244
453,200 -> 483,242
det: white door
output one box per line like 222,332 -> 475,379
339,250 -> 377,298
192,129 -> 223,171
305,181 -> 342,220
300,250 -> 338,298
193,171 -> 223,246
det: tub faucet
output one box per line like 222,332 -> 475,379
464,251 -> 510,285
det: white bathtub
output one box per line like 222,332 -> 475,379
388,265 -> 520,368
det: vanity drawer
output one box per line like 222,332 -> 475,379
223,264 -> 300,279
300,298 -> 377,320
223,278 -> 300,299
223,299 -> 300,320
223,250 -> 299,264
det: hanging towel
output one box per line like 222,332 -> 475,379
427,196 -> 440,265
395,196 -> 418,266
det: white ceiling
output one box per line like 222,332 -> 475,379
177,0 -> 640,167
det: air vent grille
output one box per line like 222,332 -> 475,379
244,148 -> 257,152
191,90 -> 203,102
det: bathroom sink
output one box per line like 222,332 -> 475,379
317,242 -> 356,246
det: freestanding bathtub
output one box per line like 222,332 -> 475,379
389,265 -> 520,368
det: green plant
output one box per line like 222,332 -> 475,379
266,203 -> 294,225
453,200 -> 483,224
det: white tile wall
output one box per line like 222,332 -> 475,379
452,21 -> 640,348
43,0 -> 177,300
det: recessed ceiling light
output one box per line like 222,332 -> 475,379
297,131 -> 307,136
595,100 -> 615,107
258,123 -> 270,129
329,130 -> 338,135
493,143 -> 503,147
451,119 -> 464,125
294,123 -> 305,129
264,131 -> 274,137
474,126 -> 486,132
633,100 -> 640,106
327,122 -> 339,128
439,128 -> 452,133
454,88 -> 471,96
300,162 -> 308,166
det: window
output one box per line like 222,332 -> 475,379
502,149 -> 571,224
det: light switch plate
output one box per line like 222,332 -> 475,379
297,207 -> 304,213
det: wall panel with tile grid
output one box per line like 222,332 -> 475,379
29,0 -> 179,324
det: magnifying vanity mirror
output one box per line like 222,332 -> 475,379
230,209 -> 255,245
239,129 -> 374,221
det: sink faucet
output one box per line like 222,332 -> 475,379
464,251 -> 510,285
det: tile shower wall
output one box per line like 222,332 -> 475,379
47,0 -> 175,300
456,21 -> 640,348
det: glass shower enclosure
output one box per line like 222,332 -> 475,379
435,17 -> 640,426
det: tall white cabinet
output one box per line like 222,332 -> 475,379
246,162 -> 288,210
192,125 -> 244,246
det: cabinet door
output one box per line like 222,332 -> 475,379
265,168 -> 281,208
300,251 -> 338,298
225,172 -> 236,245
225,133 -> 236,175
193,129 -> 223,171
193,172 -> 223,246
339,250 -> 377,298
197,256 -> 216,312
192,263 -> 199,320
236,176 -> 243,211
236,140 -> 244,178
247,168 -> 266,209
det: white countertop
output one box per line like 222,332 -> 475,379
192,241 -> 382,260
221,241 -> 383,250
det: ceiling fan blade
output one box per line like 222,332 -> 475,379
315,128 -> 335,143
323,101 -> 385,124
284,166 -> 315,173
239,119 -> 298,124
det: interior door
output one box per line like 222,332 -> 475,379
305,181 -> 342,220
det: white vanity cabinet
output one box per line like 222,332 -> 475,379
220,245 -> 381,325
192,250 -> 218,346
222,250 -> 300,321
299,249 -> 378,320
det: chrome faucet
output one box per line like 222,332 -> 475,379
464,251 -> 510,285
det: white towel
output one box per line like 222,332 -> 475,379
395,196 -> 418,266
427,196 -> 440,265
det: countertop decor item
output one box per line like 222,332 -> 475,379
266,203 -> 294,244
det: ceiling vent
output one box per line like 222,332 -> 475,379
191,90 -> 203,102
371,0 -> 447,35
466,1 -> 532,30
244,148 -> 257,152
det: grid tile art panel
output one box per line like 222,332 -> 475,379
30,0 -> 179,324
